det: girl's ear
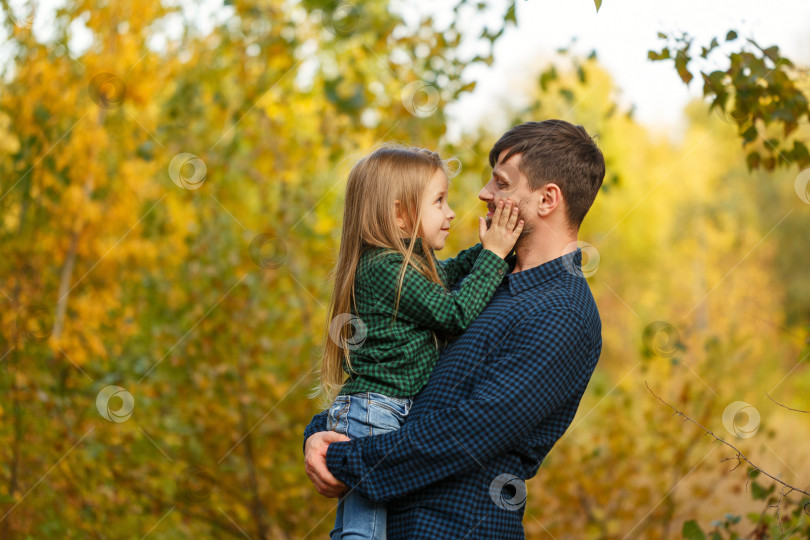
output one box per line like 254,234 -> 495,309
394,200 -> 408,231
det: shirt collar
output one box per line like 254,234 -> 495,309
402,237 -> 428,255
503,248 -> 583,296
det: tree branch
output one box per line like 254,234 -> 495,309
645,381 -> 810,500
765,392 -> 810,414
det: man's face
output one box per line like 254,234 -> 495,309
478,151 -> 535,236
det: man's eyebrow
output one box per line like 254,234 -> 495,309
492,168 -> 507,180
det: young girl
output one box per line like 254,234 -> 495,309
316,145 -> 523,539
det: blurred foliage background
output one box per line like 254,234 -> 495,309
1,0 -> 809,538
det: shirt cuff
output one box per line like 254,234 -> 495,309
325,440 -> 357,486
477,247 -> 510,278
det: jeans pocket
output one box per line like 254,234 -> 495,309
367,392 -> 411,412
367,397 -> 408,434
326,398 -> 350,434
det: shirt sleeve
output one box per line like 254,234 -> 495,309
373,247 -> 508,334
437,243 -> 485,289
324,308 -> 598,502
302,410 -> 328,454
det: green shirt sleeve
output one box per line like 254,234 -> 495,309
371,248 -> 508,333
437,243 -> 485,288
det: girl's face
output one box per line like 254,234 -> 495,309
417,169 -> 455,251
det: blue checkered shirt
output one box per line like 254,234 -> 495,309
304,249 -> 602,539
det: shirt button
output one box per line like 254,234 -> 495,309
497,269 -> 504,275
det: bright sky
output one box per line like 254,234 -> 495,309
4,0 -> 810,141
445,0 -> 810,139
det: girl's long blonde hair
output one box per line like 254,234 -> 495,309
313,145 -> 455,403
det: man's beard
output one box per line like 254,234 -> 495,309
485,202 -> 532,239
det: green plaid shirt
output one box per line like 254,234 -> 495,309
339,238 -> 509,397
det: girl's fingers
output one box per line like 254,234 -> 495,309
491,201 -> 504,225
506,204 -> 518,230
500,201 -> 513,227
496,200 -> 510,228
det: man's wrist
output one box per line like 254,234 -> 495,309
302,411 -> 329,455
325,440 -> 353,482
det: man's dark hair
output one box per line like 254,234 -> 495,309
488,120 -> 606,229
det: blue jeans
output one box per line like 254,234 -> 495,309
326,392 -> 413,540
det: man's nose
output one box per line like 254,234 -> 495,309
478,181 -> 495,202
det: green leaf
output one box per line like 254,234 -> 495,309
763,45 -> 780,62
577,65 -> 586,84
504,2 -> 517,25
34,104 -> 51,124
648,48 -> 671,62
458,81 -> 476,94
658,32 -> 668,39
539,66 -> 557,91
726,30 -> 738,41
741,125 -> 758,144
682,519 -> 706,540
594,0 -> 602,12
675,51 -> 693,84
746,151 -> 761,170
790,141 -> 810,163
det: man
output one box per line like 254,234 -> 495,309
304,120 -> 606,538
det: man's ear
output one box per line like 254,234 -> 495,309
537,183 -> 563,217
